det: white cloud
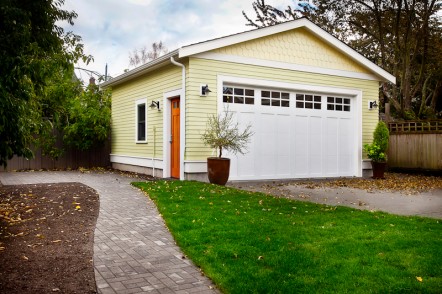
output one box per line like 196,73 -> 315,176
60,0 -> 294,82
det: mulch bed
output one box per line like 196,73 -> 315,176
0,183 -> 99,294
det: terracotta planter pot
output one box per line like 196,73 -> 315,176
207,157 -> 230,186
371,161 -> 387,179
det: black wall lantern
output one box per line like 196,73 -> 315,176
369,100 -> 378,110
150,100 -> 160,111
200,84 -> 212,96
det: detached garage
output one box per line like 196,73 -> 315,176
101,18 -> 395,181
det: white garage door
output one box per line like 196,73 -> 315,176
222,85 -> 358,181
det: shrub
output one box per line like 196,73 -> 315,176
364,121 -> 390,162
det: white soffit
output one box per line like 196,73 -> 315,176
179,18 -> 396,84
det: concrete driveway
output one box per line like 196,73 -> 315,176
229,181 -> 442,219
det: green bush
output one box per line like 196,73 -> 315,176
373,121 -> 389,151
364,121 -> 390,162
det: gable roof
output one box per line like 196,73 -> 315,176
102,18 -> 395,88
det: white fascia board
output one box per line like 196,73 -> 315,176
178,19 -> 308,58
195,52 -> 380,81
303,23 -> 396,84
101,50 -> 179,88
179,18 -> 396,84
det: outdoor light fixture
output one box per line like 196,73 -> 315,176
150,100 -> 160,111
369,100 -> 378,110
200,84 -> 212,96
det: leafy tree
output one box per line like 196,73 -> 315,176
63,83 -> 111,150
129,41 -> 168,67
32,62 -> 83,159
201,110 -> 253,158
0,0 -> 91,167
243,0 -> 442,119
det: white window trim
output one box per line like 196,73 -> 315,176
162,89 -> 182,178
135,98 -> 148,143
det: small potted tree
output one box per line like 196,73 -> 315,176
363,121 -> 390,179
201,110 -> 253,185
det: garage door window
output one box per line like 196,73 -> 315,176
327,97 -> 351,111
261,90 -> 290,107
296,94 -> 321,109
223,87 -> 255,104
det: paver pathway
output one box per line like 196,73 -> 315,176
0,171 -> 218,294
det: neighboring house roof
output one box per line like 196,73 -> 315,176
101,18 -> 395,88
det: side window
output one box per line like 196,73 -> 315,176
136,99 -> 147,143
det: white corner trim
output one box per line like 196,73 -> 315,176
110,154 -> 164,169
195,52 -> 380,81
170,57 -> 186,181
135,98 -> 148,143
179,18 -> 395,84
184,161 -> 207,173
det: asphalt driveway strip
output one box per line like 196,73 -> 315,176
229,179 -> 442,219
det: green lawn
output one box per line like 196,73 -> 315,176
133,181 -> 441,293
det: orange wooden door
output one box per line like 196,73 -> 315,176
171,98 -> 180,178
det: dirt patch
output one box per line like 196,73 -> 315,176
0,183 -> 99,294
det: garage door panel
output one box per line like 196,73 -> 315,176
309,117 -> 323,175
324,118 -> 338,175
224,86 -> 357,181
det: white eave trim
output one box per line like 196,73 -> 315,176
101,50 -> 179,88
178,18 -> 395,84
195,52 -> 380,81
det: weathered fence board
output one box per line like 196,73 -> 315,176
388,133 -> 442,170
0,139 -> 111,171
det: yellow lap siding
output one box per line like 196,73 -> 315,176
185,57 -> 379,161
212,28 -> 370,74
111,65 -> 181,158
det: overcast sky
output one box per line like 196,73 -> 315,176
60,0 -> 295,82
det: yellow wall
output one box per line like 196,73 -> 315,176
186,57 -> 379,160
212,28 -> 370,74
110,29 -> 380,162
111,64 -> 183,158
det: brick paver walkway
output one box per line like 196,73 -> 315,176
0,171 -> 218,294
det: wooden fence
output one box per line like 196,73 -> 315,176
387,121 -> 442,170
0,139 -> 111,172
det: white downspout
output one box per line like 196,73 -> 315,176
152,126 -> 156,177
170,56 -> 186,180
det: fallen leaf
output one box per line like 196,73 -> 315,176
416,277 -> 423,282
21,255 -> 29,261
258,256 -> 264,260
